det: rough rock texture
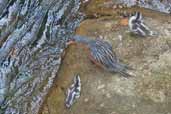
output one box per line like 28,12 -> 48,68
39,1 -> 171,114
0,0 -> 171,114
0,0 -> 82,114
112,0 -> 171,13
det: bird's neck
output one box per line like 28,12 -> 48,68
80,38 -> 91,45
73,35 -> 91,45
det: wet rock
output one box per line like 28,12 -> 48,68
40,0 -> 171,114
105,93 -> 111,98
97,84 -> 106,90
100,103 -> 105,107
84,98 -> 89,102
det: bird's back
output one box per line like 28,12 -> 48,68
89,39 -> 119,70
89,39 -> 132,77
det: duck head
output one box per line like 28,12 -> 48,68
129,12 -> 142,26
67,35 -> 91,46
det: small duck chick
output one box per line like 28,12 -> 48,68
128,12 -> 156,37
65,75 -> 81,108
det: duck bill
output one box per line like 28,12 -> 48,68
66,41 -> 76,46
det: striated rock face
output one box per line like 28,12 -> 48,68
114,0 -> 171,13
39,0 -> 171,114
0,0 -> 82,114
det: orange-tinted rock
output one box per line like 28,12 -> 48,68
39,1 -> 171,114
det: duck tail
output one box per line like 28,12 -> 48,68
119,62 -> 134,70
114,63 -> 133,77
149,30 -> 158,36
117,69 -> 133,77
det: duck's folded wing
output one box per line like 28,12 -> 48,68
90,45 -> 117,69
95,40 -> 117,60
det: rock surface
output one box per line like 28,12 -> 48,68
0,0 -> 82,114
39,0 -> 171,114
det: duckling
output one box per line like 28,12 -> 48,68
68,35 -> 132,77
128,12 -> 156,37
65,75 -> 81,108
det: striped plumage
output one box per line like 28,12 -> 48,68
65,75 -> 81,108
128,12 -> 155,37
69,35 -> 132,77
